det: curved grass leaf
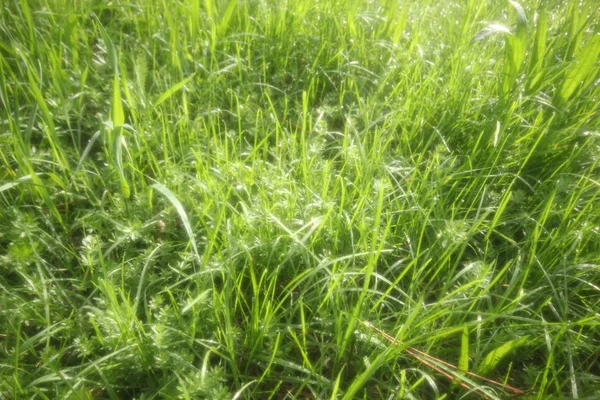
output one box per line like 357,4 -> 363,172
471,24 -> 511,43
478,335 -> 530,376
151,183 -> 200,265
75,130 -> 102,172
153,73 -> 196,108
0,175 -> 32,193
508,1 -> 528,28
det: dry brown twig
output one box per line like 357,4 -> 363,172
361,320 -> 527,399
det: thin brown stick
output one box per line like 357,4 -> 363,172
362,320 -> 488,398
408,349 -> 489,398
404,341 -> 525,394
362,320 -> 526,396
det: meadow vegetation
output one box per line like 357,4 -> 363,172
1,0 -> 599,398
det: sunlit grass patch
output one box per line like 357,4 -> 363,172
1,0 -> 599,398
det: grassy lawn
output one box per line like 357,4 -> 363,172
1,0 -> 599,398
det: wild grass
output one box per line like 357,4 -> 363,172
1,0 -> 599,398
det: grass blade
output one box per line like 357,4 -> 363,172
477,336 -> 530,376
151,183 -> 200,266
153,74 -> 196,108
112,74 -> 124,128
0,175 -> 32,193
460,324 -> 469,373
555,35 -> 600,107
471,24 -> 511,43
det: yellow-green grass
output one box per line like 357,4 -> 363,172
1,0 -> 599,398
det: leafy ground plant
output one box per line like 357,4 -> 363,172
1,0 -> 599,399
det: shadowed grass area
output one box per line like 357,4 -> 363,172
1,0 -> 599,398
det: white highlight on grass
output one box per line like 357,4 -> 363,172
493,120 -> 501,147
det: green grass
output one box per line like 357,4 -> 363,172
1,0 -> 599,398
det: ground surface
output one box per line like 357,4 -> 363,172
1,0 -> 599,399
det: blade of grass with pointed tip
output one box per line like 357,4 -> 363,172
471,24 -> 511,43
17,0 -> 35,53
341,346 -> 394,400
112,73 -> 130,198
151,183 -> 200,265
528,5 -> 548,92
0,175 -> 32,193
232,380 -> 257,400
564,2 -> 585,62
132,244 -> 164,323
182,289 -> 212,314
502,1 -> 528,96
94,16 -> 118,72
509,1 -> 528,32
217,0 -> 237,38
530,6 -> 547,72
153,74 -> 196,108
329,367 -> 345,400
555,35 -> 600,107
478,335 -> 530,376
75,130 -> 101,172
